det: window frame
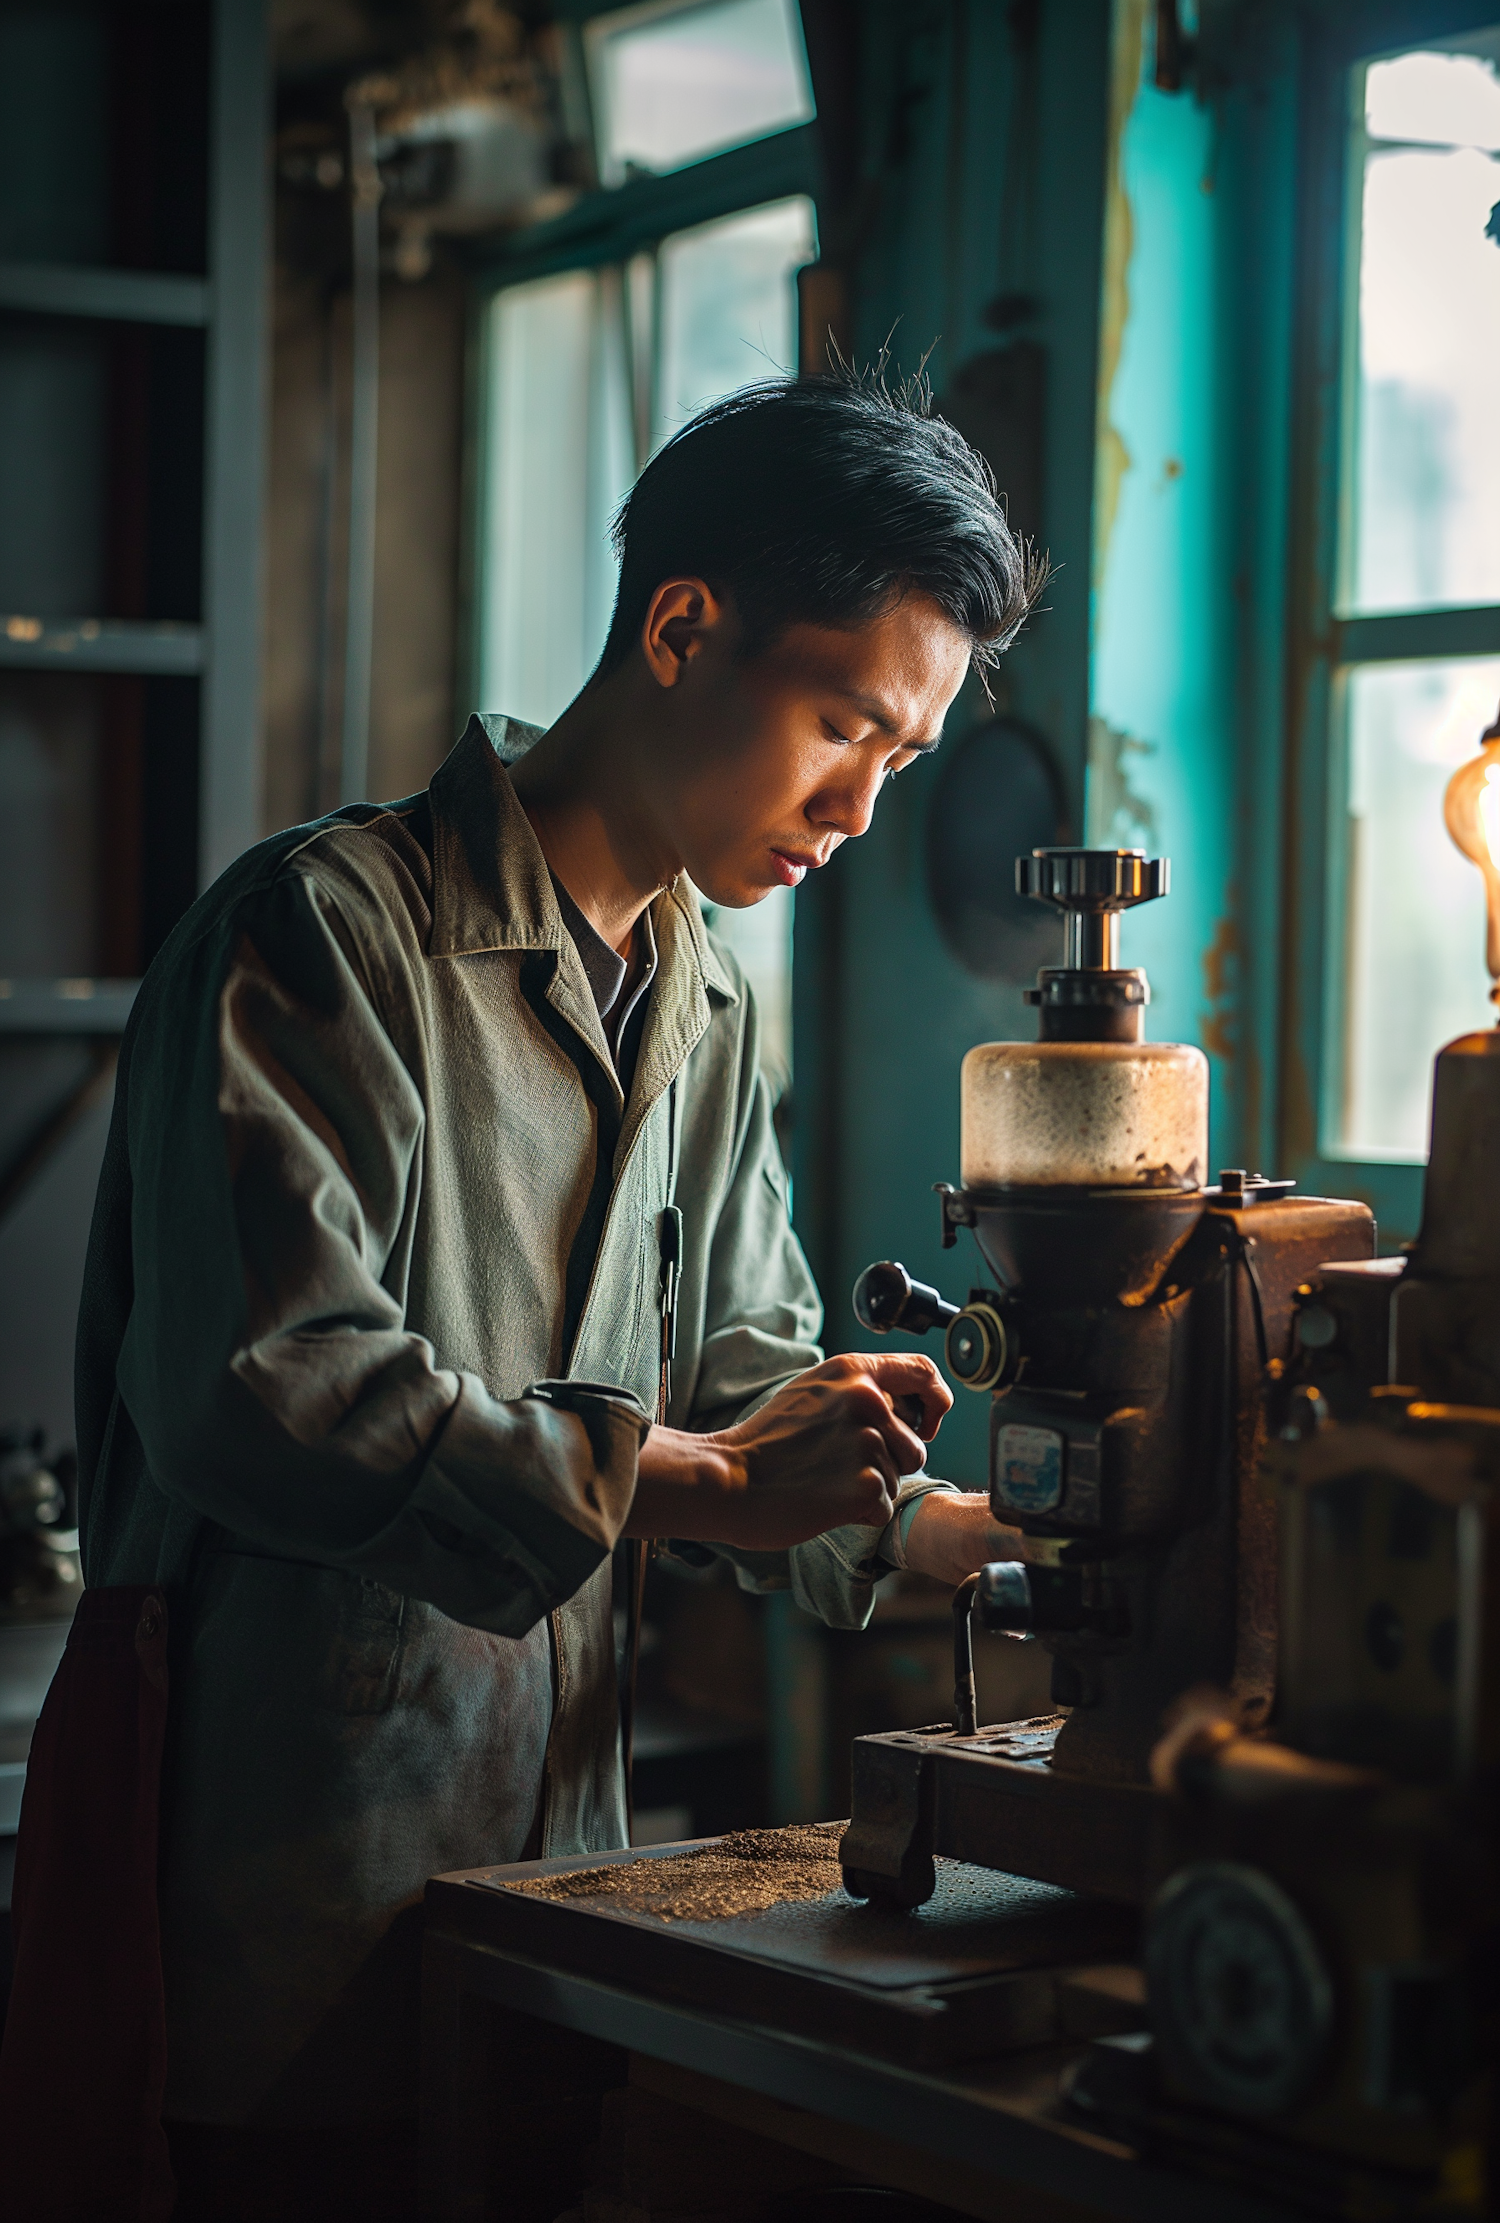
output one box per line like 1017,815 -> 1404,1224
581,0 -> 817,190
460,117 -> 818,711
1282,0 -> 1500,1237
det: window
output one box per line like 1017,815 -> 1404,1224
472,36 -> 817,1099
1343,40 -> 1500,616
1340,657 -> 1500,1156
477,266 -> 634,737
1323,26 -> 1500,1166
476,192 -> 815,724
585,0 -> 814,186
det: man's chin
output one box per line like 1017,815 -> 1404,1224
690,866 -> 779,909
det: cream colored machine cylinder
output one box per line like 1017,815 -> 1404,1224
961,1039 -> 1208,1190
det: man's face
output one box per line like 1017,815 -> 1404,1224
641,587 -> 972,908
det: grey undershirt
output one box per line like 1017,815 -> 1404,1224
550,873 -> 658,1095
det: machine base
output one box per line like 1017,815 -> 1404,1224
839,1716 -> 1160,1908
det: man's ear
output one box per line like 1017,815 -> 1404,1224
640,577 -> 726,690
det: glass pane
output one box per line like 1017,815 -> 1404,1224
1338,658 -> 1500,1160
1345,35 -> 1500,614
586,0 -> 814,186
1365,45 -> 1500,146
655,195 -> 815,445
477,268 -> 633,730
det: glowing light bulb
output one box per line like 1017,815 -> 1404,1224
1482,764 -> 1500,872
1442,703 -> 1500,1004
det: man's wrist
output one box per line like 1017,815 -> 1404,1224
625,1425 -> 745,1539
697,1429 -> 748,1497
904,1491 -> 1025,1586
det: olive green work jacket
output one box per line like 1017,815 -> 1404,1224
75,715 -> 947,2127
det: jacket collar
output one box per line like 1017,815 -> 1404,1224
426,717 -> 740,1099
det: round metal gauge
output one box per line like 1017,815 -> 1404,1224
944,1301 -> 1010,1391
1144,1862 -> 1335,2118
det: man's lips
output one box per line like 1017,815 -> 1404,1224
769,847 -> 825,887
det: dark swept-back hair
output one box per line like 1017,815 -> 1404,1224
596,365 -> 1046,680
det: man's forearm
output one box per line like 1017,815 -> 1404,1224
902,1490 -> 1035,1587
621,1425 -> 744,1540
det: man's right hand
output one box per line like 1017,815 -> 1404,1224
623,1351 -> 952,1550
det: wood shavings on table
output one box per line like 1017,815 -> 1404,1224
507,1823 -> 847,1923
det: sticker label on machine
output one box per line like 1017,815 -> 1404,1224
994,1423 -> 1065,1512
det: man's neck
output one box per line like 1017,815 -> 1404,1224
508,681 -> 675,958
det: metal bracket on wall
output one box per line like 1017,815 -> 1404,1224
1154,0 -> 1197,94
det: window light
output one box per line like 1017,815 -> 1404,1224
584,0 -> 815,187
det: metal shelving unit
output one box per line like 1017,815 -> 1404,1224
2,0 -> 270,904
0,0 -> 270,1031
0,618 -> 203,676
0,261 -> 209,328
0,983 -> 140,1038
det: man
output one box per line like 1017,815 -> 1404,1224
74,371 -> 1041,2211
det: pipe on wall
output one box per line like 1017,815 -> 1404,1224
340,99 -> 381,807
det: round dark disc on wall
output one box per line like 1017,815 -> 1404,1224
925,717 -> 1066,982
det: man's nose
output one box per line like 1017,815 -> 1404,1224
813,763 -> 887,842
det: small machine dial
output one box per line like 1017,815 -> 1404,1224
943,1299 -> 1012,1392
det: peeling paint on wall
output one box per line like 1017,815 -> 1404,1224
1087,0 -> 1236,1172
1092,0 -> 1146,592
1201,906 -> 1240,1063
1283,1033 -> 1319,1167
1086,714 -> 1158,848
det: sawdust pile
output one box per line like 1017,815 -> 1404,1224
508,1823 -> 846,1923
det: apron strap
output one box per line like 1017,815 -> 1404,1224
0,1585 -> 174,2221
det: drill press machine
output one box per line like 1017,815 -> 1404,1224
839,848 -> 1373,1906
838,818 -> 1499,2198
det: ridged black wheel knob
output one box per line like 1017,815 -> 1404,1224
1016,848 -> 1170,911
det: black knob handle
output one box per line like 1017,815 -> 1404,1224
852,1261 -> 960,1338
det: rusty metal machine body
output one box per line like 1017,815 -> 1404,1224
840,849 -> 1373,1903
838,849 -> 1496,2212
1107,1030 -> 1500,2202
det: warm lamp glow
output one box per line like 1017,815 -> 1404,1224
1443,702 -> 1500,1003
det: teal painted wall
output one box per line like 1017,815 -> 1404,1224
793,0 -> 1114,1488
1088,0 -> 1303,1183
1088,0 -> 1237,1179
791,0 -> 1318,1487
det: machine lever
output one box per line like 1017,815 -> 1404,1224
952,1575 -> 982,1736
852,1260 -> 959,1338
977,1560 -> 1130,1639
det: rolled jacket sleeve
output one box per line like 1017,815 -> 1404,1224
114,871 -> 647,1637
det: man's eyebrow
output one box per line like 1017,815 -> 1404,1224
839,691 -> 944,750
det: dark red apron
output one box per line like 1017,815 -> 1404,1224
0,1587 -> 173,2222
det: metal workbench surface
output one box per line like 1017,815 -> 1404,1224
422,1839 -> 1294,2223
